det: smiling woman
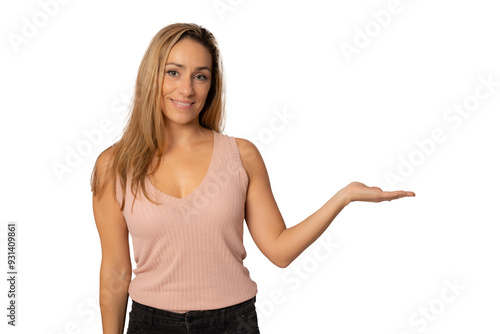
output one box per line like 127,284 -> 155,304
90,22 -> 414,334
90,23 -> 261,334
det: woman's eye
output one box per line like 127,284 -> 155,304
195,74 -> 208,80
166,70 -> 178,77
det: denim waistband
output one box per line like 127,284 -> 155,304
130,296 -> 257,321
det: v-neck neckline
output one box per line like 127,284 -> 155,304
146,129 -> 217,205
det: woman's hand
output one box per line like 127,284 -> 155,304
342,181 -> 415,205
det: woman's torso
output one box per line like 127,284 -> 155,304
116,129 -> 258,312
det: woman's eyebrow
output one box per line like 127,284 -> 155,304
165,62 -> 211,72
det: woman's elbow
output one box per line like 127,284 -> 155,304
100,262 -> 133,287
269,255 -> 292,269
275,261 -> 290,269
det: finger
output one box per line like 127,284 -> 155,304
397,191 -> 415,197
384,191 -> 409,201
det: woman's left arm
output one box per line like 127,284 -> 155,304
236,138 -> 415,268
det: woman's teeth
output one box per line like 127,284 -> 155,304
173,100 -> 192,106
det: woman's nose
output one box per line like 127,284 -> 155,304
178,76 -> 195,96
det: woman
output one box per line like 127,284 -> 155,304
91,23 -> 415,334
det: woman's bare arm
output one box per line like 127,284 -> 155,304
92,148 -> 132,334
236,138 -> 415,268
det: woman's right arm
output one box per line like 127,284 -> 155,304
92,148 -> 132,334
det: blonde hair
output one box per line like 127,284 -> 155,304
90,23 -> 225,211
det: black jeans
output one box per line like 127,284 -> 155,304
126,296 -> 260,334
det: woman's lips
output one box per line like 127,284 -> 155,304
171,99 -> 195,109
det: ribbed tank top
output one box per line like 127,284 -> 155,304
115,130 -> 258,312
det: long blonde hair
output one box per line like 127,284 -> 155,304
90,23 -> 225,211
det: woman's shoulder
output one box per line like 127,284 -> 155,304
91,144 -> 120,185
90,144 -> 119,197
94,145 -> 117,169
233,137 -> 266,178
233,137 -> 258,154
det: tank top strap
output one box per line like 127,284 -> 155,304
216,132 -> 249,190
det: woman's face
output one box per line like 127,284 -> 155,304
161,38 -> 212,127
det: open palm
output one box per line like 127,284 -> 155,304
344,181 -> 415,203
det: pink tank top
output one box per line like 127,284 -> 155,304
115,130 -> 258,312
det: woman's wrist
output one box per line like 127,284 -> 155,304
336,186 -> 352,207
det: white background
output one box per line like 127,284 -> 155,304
1,0 -> 499,333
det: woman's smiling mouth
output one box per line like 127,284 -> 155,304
171,99 -> 195,109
